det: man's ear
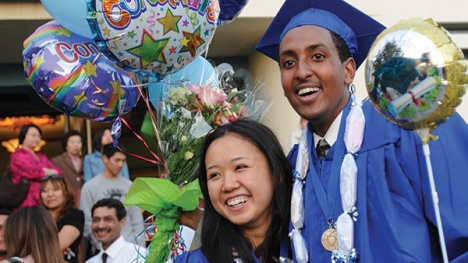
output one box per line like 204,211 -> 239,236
119,217 -> 126,229
102,155 -> 108,164
343,57 -> 356,85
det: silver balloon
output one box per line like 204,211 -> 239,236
365,18 -> 467,130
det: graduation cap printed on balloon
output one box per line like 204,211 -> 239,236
365,18 -> 468,131
255,0 -> 386,69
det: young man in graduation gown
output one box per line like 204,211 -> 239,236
256,0 -> 468,262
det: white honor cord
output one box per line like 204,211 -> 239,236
333,93 -> 364,262
290,92 -> 364,263
290,128 -> 309,263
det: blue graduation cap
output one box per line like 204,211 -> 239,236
255,0 -> 386,69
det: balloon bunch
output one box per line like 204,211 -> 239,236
23,0 -> 249,122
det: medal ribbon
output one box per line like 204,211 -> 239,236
307,121 -> 347,228
291,99 -> 350,262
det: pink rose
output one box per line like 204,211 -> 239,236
189,84 -> 201,94
197,85 -> 227,108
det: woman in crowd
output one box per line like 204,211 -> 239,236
51,130 -> 84,206
176,119 -> 293,263
0,206 -> 64,263
83,128 -> 129,182
40,175 -> 84,263
10,124 -> 62,208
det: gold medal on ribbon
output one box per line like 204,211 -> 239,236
321,226 -> 338,251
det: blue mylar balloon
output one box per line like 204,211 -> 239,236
40,0 -> 92,38
148,56 -> 218,110
218,0 -> 249,25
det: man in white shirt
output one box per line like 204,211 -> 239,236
80,144 -> 145,256
86,198 -> 146,263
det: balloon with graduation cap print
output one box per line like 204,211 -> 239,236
365,18 -> 467,131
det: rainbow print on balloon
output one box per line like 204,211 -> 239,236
23,20 -> 141,122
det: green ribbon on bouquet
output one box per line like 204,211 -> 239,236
125,178 -> 202,263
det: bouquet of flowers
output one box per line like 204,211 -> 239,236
125,61 -> 271,263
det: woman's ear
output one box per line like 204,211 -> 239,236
343,57 -> 356,85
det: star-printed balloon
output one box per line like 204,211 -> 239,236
88,0 -> 220,76
23,20 -> 141,122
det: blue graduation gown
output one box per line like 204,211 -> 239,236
287,99 -> 468,262
174,249 -> 262,263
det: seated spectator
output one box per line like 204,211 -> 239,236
0,206 -> 63,263
41,175 -> 84,263
51,130 -> 85,206
10,124 -> 62,208
83,128 -> 129,182
86,198 -> 146,263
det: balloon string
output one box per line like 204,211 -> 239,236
121,83 -> 152,88
118,117 -> 165,166
121,79 -> 189,88
138,87 -> 169,177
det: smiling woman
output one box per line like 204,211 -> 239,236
175,118 -> 293,263
205,132 -> 275,232
40,175 -> 84,263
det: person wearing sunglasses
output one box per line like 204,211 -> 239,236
40,175 -> 84,263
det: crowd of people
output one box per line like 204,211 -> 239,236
0,125 -> 145,263
1,0 -> 468,262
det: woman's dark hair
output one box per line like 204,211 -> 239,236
40,175 -> 76,219
62,130 -> 83,151
92,128 -> 107,152
18,124 -> 42,145
199,118 -> 292,263
91,198 -> 127,221
0,208 -> 11,216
